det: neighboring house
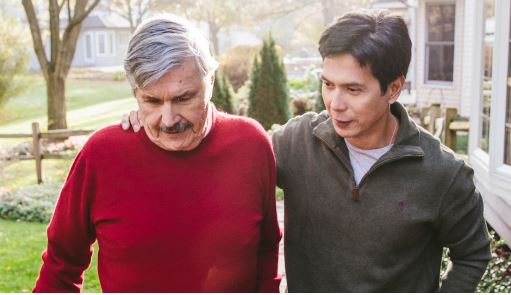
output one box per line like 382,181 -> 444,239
414,0 -> 469,115
373,0 -> 511,244
71,14 -> 131,68
28,13 -> 131,70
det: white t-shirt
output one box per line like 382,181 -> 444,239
345,140 -> 393,185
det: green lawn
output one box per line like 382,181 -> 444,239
0,74 -> 126,292
0,74 -> 132,125
0,73 -> 138,187
0,219 -> 100,292
0,159 -> 73,191
0,74 -> 137,134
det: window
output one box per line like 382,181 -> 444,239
505,3 -> 511,165
97,32 -> 106,55
109,32 -> 115,55
85,33 -> 93,61
96,32 -> 115,56
480,0 -> 495,152
425,3 -> 456,83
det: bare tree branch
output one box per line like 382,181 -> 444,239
250,0 -> 316,21
67,0 -> 72,24
68,0 -> 100,29
21,0 -> 49,80
58,0 -> 66,13
135,0 -> 145,29
293,7 -> 322,31
49,0 -> 60,68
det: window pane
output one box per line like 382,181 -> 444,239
98,34 -> 105,54
480,0 -> 495,152
85,34 -> 92,59
427,4 -> 455,42
109,33 -> 114,54
427,44 -> 454,81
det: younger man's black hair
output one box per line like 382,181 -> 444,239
319,10 -> 412,95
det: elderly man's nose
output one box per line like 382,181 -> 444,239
161,103 -> 180,126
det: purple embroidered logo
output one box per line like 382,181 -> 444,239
399,201 -> 405,211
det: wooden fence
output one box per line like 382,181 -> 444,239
0,122 -> 94,184
419,104 -> 469,151
0,109 -> 469,184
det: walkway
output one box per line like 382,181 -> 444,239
276,200 -> 286,292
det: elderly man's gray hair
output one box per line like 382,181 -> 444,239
124,15 -> 218,90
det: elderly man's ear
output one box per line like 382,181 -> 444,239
121,110 -> 142,132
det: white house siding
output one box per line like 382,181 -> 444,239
474,169 -> 511,244
416,0 -> 467,116
460,0 -> 477,117
72,31 -> 92,67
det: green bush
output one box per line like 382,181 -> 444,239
248,34 -> 290,130
0,182 -> 62,223
315,79 -> 326,112
113,71 -> 126,81
211,70 -> 234,113
291,96 -> 314,116
476,231 -> 511,292
440,230 -> 511,292
275,188 -> 284,201
288,69 -> 320,93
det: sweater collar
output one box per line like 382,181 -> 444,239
312,102 -> 424,159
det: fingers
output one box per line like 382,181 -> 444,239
129,110 -> 141,132
121,113 -> 130,130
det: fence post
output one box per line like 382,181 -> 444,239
428,103 -> 441,134
443,108 -> 458,150
420,107 -> 430,128
32,122 -> 43,184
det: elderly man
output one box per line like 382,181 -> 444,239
123,10 -> 491,293
33,16 -> 281,292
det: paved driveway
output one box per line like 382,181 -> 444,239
276,200 -> 286,292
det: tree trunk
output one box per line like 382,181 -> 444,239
47,73 -> 67,130
23,0 -> 100,131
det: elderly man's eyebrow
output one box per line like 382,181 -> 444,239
141,94 -> 161,100
173,89 -> 199,100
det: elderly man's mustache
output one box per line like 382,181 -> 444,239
159,121 -> 193,134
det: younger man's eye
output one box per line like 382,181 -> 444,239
323,80 -> 333,87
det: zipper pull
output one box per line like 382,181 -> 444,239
351,186 -> 360,202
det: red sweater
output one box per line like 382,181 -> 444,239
33,110 -> 281,292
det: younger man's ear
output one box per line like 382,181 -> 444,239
387,75 -> 405,104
